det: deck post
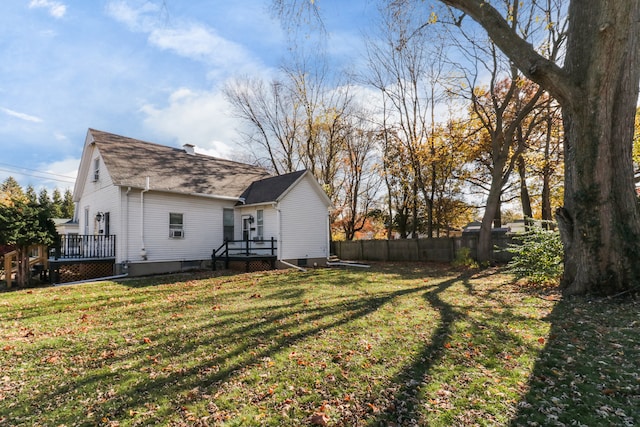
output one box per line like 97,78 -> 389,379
224,241 -> 230,269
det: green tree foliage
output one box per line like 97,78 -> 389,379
506,224 -> 563,285
0,193 -> 57,287
25,185 -> 38,204
38,188 -> 51,211
61,189 -> 74,218
51,188 -> 63,218
1,177 -> 23,196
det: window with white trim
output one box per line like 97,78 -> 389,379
169,213 -> 184,238
93,158 -> 100,182
256,209 -> 264,240
223,209 -> 234,241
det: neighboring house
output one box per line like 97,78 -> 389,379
53,218 -> 79,236
63,128 -> 331,279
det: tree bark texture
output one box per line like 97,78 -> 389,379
517,155 -> 533,220
477,167 -> 503,263
442,0 -> 640,295
556,1 -> 640,295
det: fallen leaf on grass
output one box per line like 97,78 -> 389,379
310,412 -> 329,426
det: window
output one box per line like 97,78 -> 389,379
223,209 -> 234,241
104,212 -> 110,235
256,209 -> 264,240
93,158 -> 100,181
169,213 -> 184,238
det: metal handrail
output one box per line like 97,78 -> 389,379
212,238 -> 277,270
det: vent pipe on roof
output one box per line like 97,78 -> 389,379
183,144 -> 195,155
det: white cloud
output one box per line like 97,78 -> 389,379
105,0 -> 263,78
54,132 -> 69,142
104,0 -> 159,32
1,107 -> 43,123
149,25 -> 249,66
29,0 -> 67,19
41,158 -> 79,183
140,87 -> 239,158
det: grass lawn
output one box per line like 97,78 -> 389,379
0,263 -> 638,426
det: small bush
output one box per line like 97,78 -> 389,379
506,225 -> 563,285
452,246 -> 479,269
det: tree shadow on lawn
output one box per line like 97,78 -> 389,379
508,296 -> 640,426
367,270 -> 557,426
10,267 -> 451,424
366,269 -> 640,427
13,265 -> 630,426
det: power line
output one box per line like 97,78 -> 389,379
0,166 -> 76,184
0,162 -> 77,180
0,167 -> 76,183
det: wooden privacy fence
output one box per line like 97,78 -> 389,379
331,234 -> 514,263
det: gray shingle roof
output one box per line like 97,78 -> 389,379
238,170 -> 306,205
89,129 -> 272,198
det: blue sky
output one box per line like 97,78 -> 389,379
0,0 -> 373,192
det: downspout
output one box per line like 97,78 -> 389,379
140,177 -> 150,260
124,187 -> 131,265
276,205 -> 282,262
326,208 -> 331,261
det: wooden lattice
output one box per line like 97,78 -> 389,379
56,262 -> 114,284
228,260 -> 273,273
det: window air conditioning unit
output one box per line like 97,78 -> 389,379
170,229 -> 183,238
93,172 -> 99,182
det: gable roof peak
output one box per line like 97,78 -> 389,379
238,169 -> 308,206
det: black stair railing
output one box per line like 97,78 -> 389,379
211,238 -> 277,271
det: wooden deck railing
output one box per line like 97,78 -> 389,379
2,245 -> 48,288
212,238 -> 277,270
50,235 -> 116,260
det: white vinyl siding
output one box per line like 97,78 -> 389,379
125,190 -> 235,262
235,206 -> 277,242
78,149 -> 121,240
277,175 -> 329,260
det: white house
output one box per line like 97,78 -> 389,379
62,129 -> 332,279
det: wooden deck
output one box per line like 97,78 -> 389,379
212,239 -> 278,272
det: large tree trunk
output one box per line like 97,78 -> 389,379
556,1 -> 640,295
517,155 -> 533,219
441,0 -> 640,295
541,118 -> 553,223
478,171 -> 503,263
